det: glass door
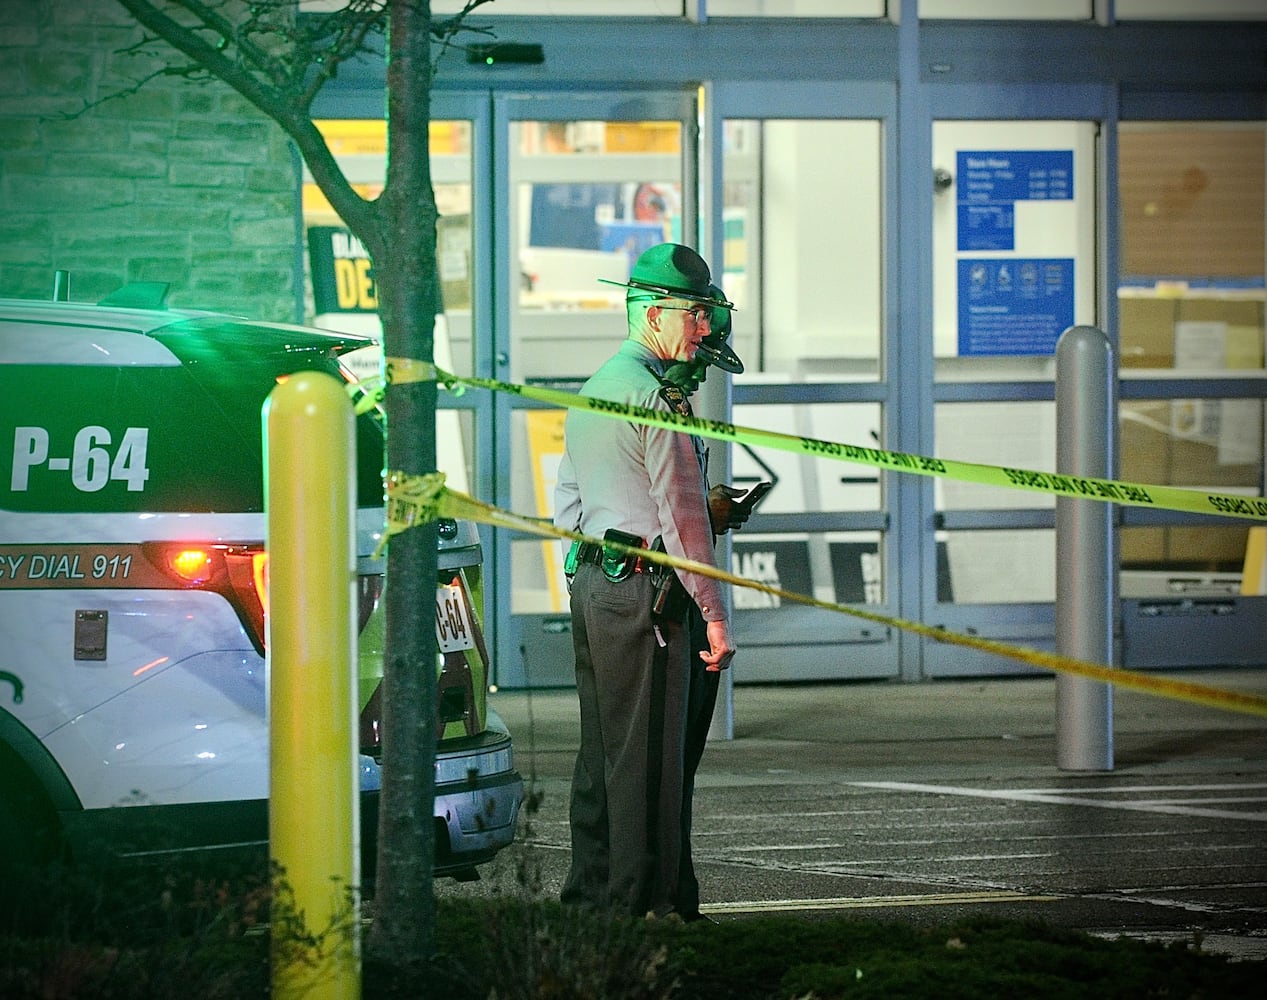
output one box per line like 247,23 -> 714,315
925,87 -> 1112,677
301,95 -> 491,504
709,81 -> 899,682
493,91 -> 699,687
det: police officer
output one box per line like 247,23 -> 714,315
554,243 -> 737,919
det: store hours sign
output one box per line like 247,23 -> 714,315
956,150 -> 1075,356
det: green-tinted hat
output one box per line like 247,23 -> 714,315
600,242 -> 722,305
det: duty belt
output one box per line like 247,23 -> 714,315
574,540 -> 657,575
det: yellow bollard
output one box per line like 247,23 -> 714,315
264,371 -> 361,1000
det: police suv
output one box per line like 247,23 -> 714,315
0,282 -> 522,884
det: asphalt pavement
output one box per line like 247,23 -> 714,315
443,666 -> 1267,962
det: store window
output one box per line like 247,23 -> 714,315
724,119 -> 884,379
302,118 -> 477,490
1118,122 -> 1265,581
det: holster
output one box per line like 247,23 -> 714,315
648,536 -> 687,620
601,528 -> 643,582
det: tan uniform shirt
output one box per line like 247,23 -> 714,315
554,339 -> 725,621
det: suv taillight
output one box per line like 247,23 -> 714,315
143,543 -> 269,655
144,544 -> 383,659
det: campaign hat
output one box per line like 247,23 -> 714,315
600,242 -> 729,306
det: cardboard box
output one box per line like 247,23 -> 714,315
1176,296 -> 1262,328
1121,526 -> 1166,565
1119,404 -> 1171,486
1166,525 -> 1250,567
1118,295 -> 1176,368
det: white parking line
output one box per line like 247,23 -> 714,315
1001,783 -> 1267,795
702,889 -> 1062,915
849,781 -> 1267,822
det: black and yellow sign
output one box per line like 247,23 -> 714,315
308,225 -> 378,313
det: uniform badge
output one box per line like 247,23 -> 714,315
658,383 -> 691,416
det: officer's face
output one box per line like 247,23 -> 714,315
656,300 -> 712,362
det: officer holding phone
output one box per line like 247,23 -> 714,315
554,243 -> 737,920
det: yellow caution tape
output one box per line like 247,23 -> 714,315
420,367 -> 1267,523
382,470 -> 1267,720
346,358 -> 439,415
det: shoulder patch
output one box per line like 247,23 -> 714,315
658,382 -> 692,416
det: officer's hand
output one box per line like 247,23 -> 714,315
700,618 -> 736,673
708,484 -> 749,535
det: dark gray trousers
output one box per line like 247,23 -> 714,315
561,562 -> 690,917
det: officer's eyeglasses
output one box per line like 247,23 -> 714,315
659,305 -> 710,322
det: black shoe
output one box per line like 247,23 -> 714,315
682,911 -> 717,925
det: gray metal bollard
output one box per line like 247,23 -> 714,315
1055,325 -> 1116,771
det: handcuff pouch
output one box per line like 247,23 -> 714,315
601,528 -> 643,582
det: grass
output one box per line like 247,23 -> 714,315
1,857 -> 1261,999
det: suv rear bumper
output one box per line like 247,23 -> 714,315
434,740 -> 523,876
359,715 -> 523,879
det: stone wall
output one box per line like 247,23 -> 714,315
0,0 -> 297,320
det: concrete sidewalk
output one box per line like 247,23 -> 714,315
490,667 -> 1267,782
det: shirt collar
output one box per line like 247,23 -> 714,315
619,338 -> 667,375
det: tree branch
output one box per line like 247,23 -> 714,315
112,0 -> 379,245
298,5 -> 385,112
55,59 -> 213,121
115,0 -> 295,111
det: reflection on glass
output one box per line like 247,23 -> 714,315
511,119 -> 683,383
938,530 -> 1055,603
724,119 -> 883,380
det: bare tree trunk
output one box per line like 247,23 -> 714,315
366,0 -> 440,966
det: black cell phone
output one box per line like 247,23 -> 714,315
735,480 -> 773,513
